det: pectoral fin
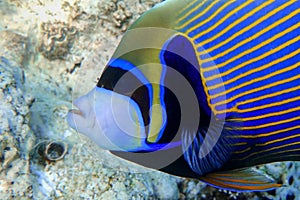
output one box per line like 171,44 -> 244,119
199,168 -> 282,192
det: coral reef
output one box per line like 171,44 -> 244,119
39,21 -> 77,60
261,162 -> 300,200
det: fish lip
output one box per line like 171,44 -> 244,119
70,98 -> 86,117
69,108 -> 83,116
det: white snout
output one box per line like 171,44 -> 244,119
67,87 -> 147,151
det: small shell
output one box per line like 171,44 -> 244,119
35,140 -> 68,162
44,141 -> 68,161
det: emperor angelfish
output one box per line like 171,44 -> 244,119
68,0 -> 300,192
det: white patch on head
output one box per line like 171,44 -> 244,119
67,87 -> 147,151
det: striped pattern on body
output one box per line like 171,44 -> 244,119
175,0 -> 300,164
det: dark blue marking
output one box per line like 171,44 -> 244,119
108,58 -> 149,85
161,34 -> 212,116
108,58 -> 154,104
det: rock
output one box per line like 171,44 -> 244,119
0,31 -> 28,66
0,57 -> 35,199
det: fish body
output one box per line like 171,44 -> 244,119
68,0 -> 300,192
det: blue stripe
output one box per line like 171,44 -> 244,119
244,109 -> 300,127
187,1 -> 246,38
239,90 -> 299,111
208,53 -> 300,93
239,118 -> 300,135
259,129 -> 300,145
195,1 -> 293,49
207,42 -> 300,97
181,0 -> 226,33
213,76 -> 300,112
238,99 -> 300,120
192,0 -> 258,43
205,15 -> 299,67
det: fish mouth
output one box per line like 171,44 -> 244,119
69,108 -> 83,116
67,105 -> 85,131
67,99 -> 87,130
69,97 -> 86,117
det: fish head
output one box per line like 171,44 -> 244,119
67,87 -> 147,151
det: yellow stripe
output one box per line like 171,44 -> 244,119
252,148 -> 300,161
235,106 -> 300,122
256,134 -> 300,147
218,86 -> 300,115
208,49 -> 300,92
187,0 -> 253,40
230,142 -> 248,146
201,12 -> 300,64
237,141 -> 300,161
227,95 -> 300,115
202,15 -> 300,76
238,115 -> 300,130
206,36 -> 300,91
210,59 -> 300,102
176,0 -> 207,26
213,71 -> 300,110
232,147 -> 251,154
197,0 -> 293,53
176,0 -> 220,30
229,125 -> 300,139
148,84 -> 165,143
234,86 -> 300,114
184,0 -> 236,34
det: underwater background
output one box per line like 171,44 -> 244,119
0,0 -> 299,199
